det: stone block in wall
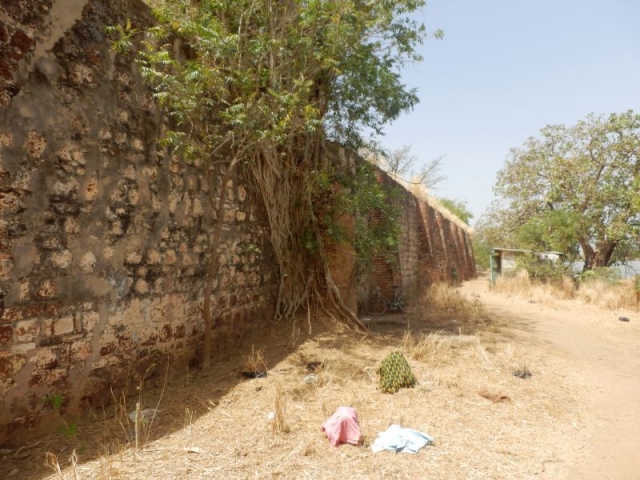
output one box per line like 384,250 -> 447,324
0,351 -> 27,390
14,318 -> 39,342
69,338 -> 91,365
0,323 -> 12,344
53,315 -> 75,335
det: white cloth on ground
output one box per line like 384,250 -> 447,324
371,424 -> 433,454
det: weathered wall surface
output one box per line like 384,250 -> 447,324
0,0 -> 475,443
368,170 -> 476,299
0,0 -> 277,441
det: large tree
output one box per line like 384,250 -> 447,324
111,0 -> 438,369
493,111 -> 640,268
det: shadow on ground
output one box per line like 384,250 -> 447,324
2,286 -> 531,479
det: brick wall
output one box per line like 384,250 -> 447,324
365,168 -> 477,300
324,147 -> 477,305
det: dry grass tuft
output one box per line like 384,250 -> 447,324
559,276 -> 577,299
577,279 -> 638,310
271,382 -> 290,436
494,271 -> 639,311
493,269 -> 532,294
243,345 -> 268,374
44,452 -> 64,479
402,331 -> 451,367
313,353 -> 371,387
44,450 -> 79,480
423,283 -> 485,325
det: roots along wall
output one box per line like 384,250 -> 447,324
0,0 -> 475,442
0,0 -> 278,442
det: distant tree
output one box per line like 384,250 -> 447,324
469,213 -> 503,270
493,111 -> 640,269
438,197 -> 473,224
415,154 -> 447,192
471,238 -> 492,270
515,209 -> 580,258
362,144 -> 446,191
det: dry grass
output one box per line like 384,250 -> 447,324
4,281 -> 587,480
271,382 -> 290,436
494,270 -> 639,311
421,282 -> 486,330
242,345 -> 268,374
402,331 -> 451,367
577,279 -> 638,310
423,283 -> 480,318
493,270 -> 536,296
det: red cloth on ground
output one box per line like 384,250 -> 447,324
321,406 -> 361,447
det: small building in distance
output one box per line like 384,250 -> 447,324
489,248 -> 563,283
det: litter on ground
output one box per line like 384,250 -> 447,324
378,351 -> 416,393
371,424 -> 434,454
512,369 -> 533,379
321,406 -> 362,447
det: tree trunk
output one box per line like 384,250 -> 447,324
592,240 -> 618,268
579,239 -> 595,271
202,155 -> 242,372
580,238 -> 618,269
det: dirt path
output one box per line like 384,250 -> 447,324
461,278 -> 640,480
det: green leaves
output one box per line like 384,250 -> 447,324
107,0 -> 432,322
109,0 -> 432,159
490,111 -> 640,267
105,19 -> 137,53
515,209 -> 580,256
438,197 -> 473,225
341,163 -> 401,265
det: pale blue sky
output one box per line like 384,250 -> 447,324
379,0 -> 640,223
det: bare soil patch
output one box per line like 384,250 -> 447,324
469,277 -> 640,480
3,277 -> 639,479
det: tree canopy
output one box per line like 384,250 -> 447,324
438,197 -> 473,225
486,111 -> 640,268
110,0 -> 437,367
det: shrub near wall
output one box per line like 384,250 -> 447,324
0,0 -> 277,441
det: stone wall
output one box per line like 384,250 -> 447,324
0,0 -> 277,442
0,0 -> 476,443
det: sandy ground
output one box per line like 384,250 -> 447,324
462,279 -> 640,480
2,277 -> 639,479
